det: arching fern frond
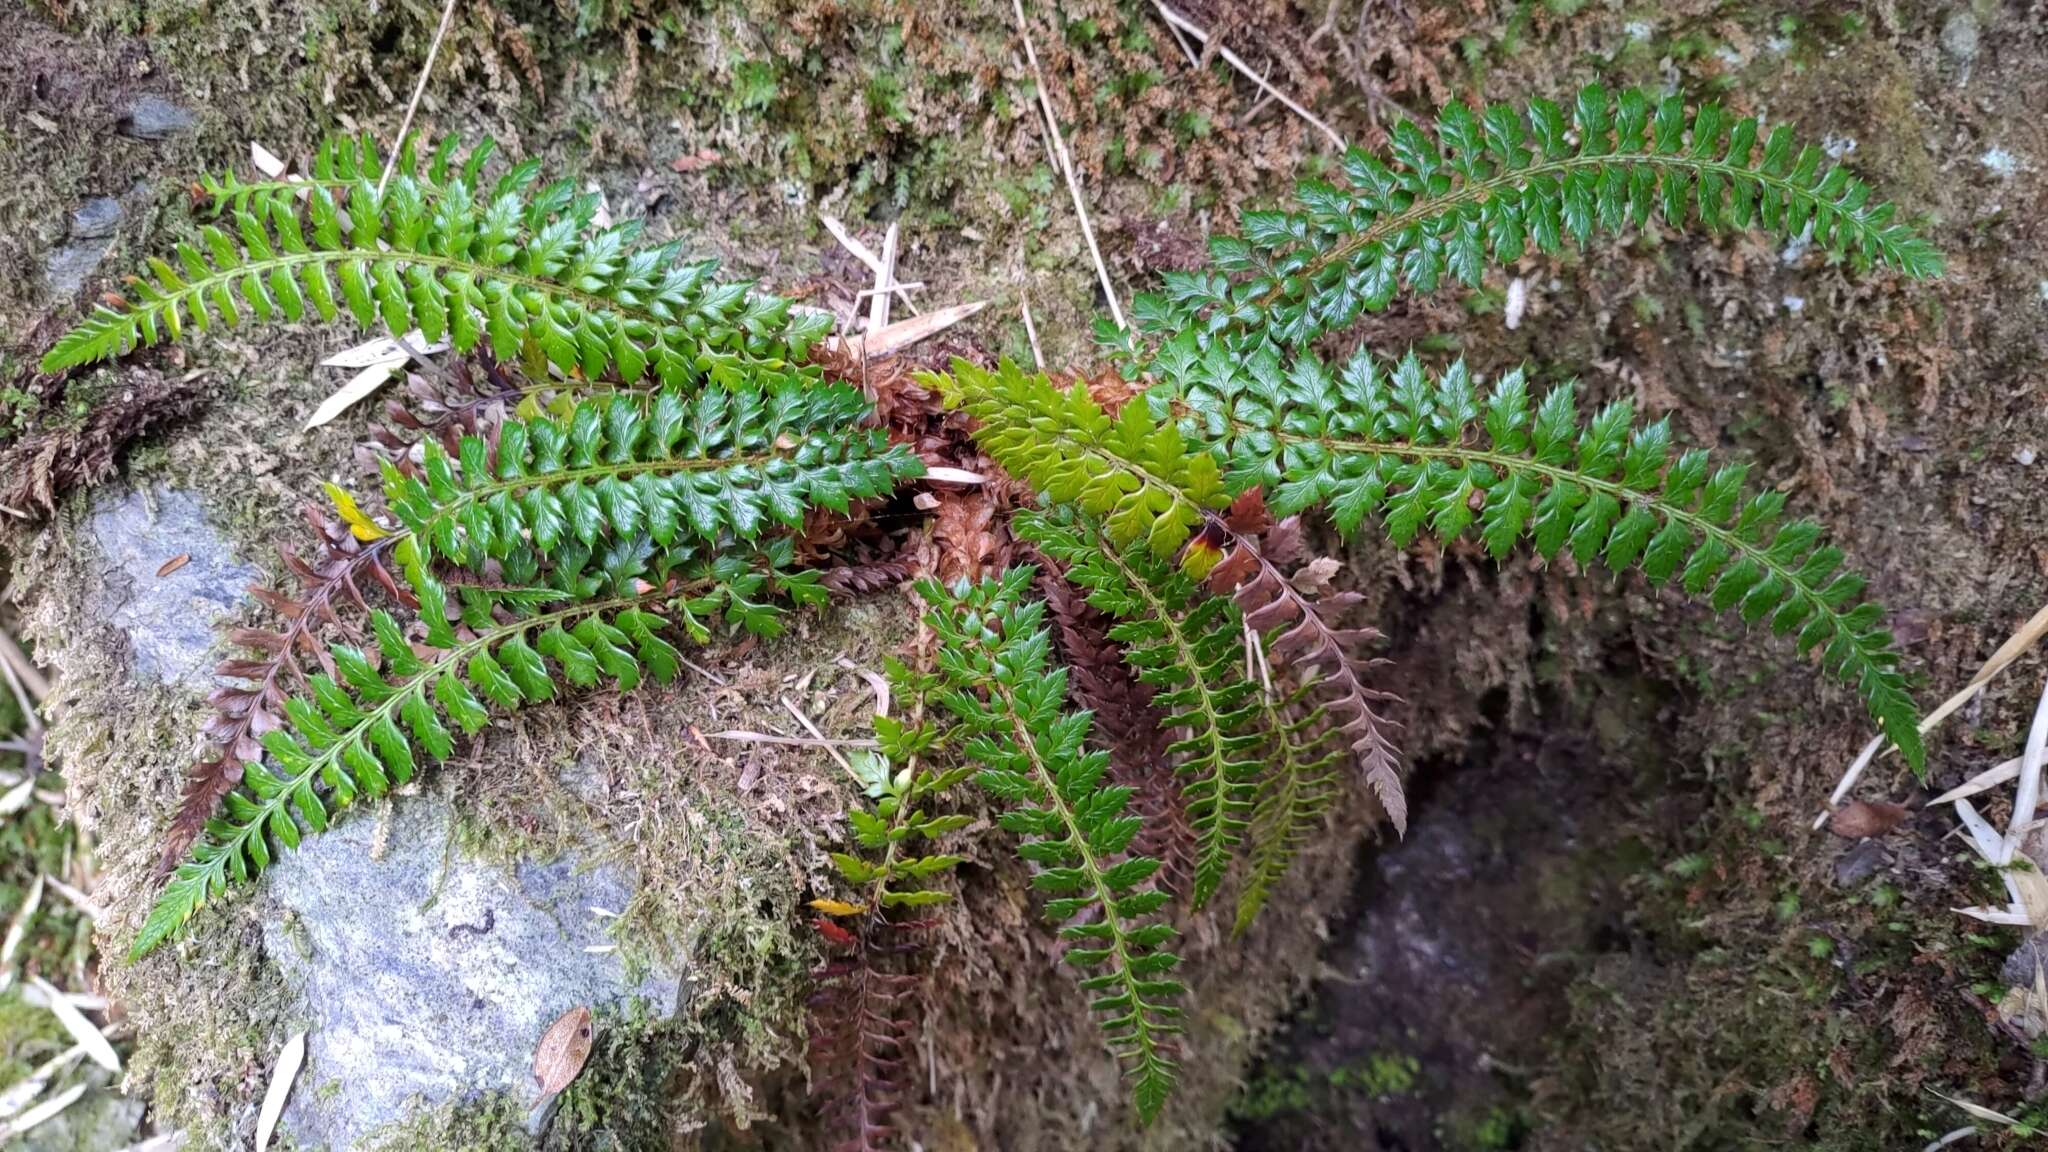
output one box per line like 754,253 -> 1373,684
1150,339 -> 1923,770
1121,83 -> 1942,353
920,570 -> 1184,1124
1015,509 -> 1258,909
377,380 -> 924,575
136,544 -> 812,960
43,143 -> 833,385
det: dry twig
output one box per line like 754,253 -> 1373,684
1150,2 -> 1347,151
1010,0 -> 1126,330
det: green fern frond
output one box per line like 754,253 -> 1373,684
1123,83 -> 1941,352
1015,509 -> 1259,909
920,570 -> 1184,1124
135,546 -> 810,960
1150,338 -> 1923,770
377,379 -> 923,574
1234,686 -> 1342,936
43,142 -> 832,383
821,655 -> 973,918
927,359 -> 1230,563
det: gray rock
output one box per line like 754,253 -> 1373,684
264,796 -> 680,1151
42,240 -> 114,299
2002,932 -> 2048,989
1940,11 -> 1979,64
1831,840 -> 1888,888
43,197 -> 124,298
87,485 -> 260,689
70,197 -> 123,241
118,94 -> 196,140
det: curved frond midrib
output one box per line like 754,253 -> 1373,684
1279,149 -> 1914,308
1087,528 -> 1249,907
137,586 -> 669,958
984,675 -> 1175,1081
1264,417 -> 1860,638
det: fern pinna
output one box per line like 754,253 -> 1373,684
44,81 -> 1940,1143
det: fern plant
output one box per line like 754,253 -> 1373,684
45,82 -> 1941,1144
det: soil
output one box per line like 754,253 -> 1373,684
1,0 -> 2047,1148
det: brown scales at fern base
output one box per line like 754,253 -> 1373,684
164,505 -> 404,869
807,916 -> 930,1152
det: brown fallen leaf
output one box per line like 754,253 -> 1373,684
1829,800 -> 1910,839
670,148 -> 722,173
533,1005 -> 594,1094
156,553 -> 190,578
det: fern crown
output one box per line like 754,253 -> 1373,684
45,83 -> 1940,1141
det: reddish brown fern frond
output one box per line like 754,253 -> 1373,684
807,918 -> 927,1152
820,559 -> 917,599
163,505 -> 404,869
1036,570 -> 1197,896
365,355 -> 532,465
1202,495 -> 1408,834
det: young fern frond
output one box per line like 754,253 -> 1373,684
380,379 -> 924,575
809,659 -> 967,1152
816,659 -> 970,923
1116,83 -> 1942,354
1234,686 -> 1342,936
1016,509 -> 1260,909
920,571 -> 1184,1124
42,137 -> 833,385
138,543 -> 819,960
1151,340 -> 1923,769
927,359 -> 1232,563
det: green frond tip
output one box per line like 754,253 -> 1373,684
41,137 -> 833,381
1150,337 -> 1924,772
919,569 -> 1184,1123
1130,83 -> 1941,351
1235,686 -> 1343,936
924,357 -> 1230,563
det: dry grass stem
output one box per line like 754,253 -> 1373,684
1011,0 -> 1126,330
1151,2 -> 1347,150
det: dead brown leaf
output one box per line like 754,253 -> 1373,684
156,553 -> 190,578
670,148 -> 722,173
1829,800 -> 1909,839
533,1004 -> 594,1094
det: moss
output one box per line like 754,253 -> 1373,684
360,1090 -> 533,1152
0,988 -> 73,1084
547,998 -> 694,1150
